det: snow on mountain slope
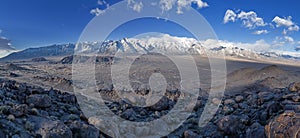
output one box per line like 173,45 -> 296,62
1,33 -> 299,61
0,49 -> 17,58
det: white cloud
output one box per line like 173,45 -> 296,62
235,39 -> 271,52
0,37 -> 14,51
288,25 -> 299,31
177,0 -> 208,14
127,0 -> 144,12
223,9 -> 237,23
282,29 -> 288,35
253,29 -> 269,35
133,1 -> 143,12
97,0 -> 106,5
159,0 -> 208,14
237,11 -> 266,29
272,16 -> 294,27
90,8 -> 105,16
284,36 -> 294,43
272,16 -> 299,35
272,36 -> 295,47
193,0 -> 208,8
223,10 -> 266,29
159,0 -> 176,12
201,39 -> 271,52
272,37 -> 286,47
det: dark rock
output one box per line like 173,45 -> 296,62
0,105 -> 11,115
0,130 -> 5,138
217,115 -> 245,136
265,111 -> 300,138
292,96 -> 300,102
61,94 -> 76,104
223,99 -> 235,105
199,122 -> 222,137
286,105 -> 300,112
246,122 -> 265,138
31,57 -> 47,62
282,93 -> 296,99
0,119 -> 25,136
11,134 -> 20,138
10,104 -> 28,117
61,114 -> 80,122
183,130 -> 199,138
60,56 -> 73,64
223,106 -> 234,115
25,121 -> 35,131
26,94 -> 51,108
288,82 -> 300,92
258,111 -> 268,125
238,103 -> 249,109
246,94 -> 258,107
235,95 -> 244,103
258,92 -> 274,104
265,101 -> 282,116
68,121 -> 100,138
8,72 -> 19,77
239,114 -> 250,125
121,108 -> 137,120
150,96 -> 172,111
39,121 -> 72,138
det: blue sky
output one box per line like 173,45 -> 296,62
0,0 -> 300,52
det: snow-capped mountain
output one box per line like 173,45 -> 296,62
1,33 -> 299,61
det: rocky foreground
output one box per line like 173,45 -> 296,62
0,78 -> 300,138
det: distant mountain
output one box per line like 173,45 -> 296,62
1,34 -> 299,61
0,44 -> 75,61
260,51 -> 300,60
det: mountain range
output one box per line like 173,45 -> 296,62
1,34 -> 299,61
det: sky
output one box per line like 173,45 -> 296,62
0,0 -> 300,53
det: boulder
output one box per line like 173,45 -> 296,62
246,122 -> 265,138
68,121 -> 99,138
288,82 -> 300,92
26,94 -> 51,108
265,111 -> 300,138
184,130 -> 199,138
39,121 -> 72,138
217,115 -> 245,136
235,95 -> 244,103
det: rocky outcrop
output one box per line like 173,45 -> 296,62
0,77 -> 299,137
265,111 -> 300,138
0,79 -> 105,138
31,57 -> 47,62
59,55 -> 114,65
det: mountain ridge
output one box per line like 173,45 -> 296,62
1,34 -> 299,61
